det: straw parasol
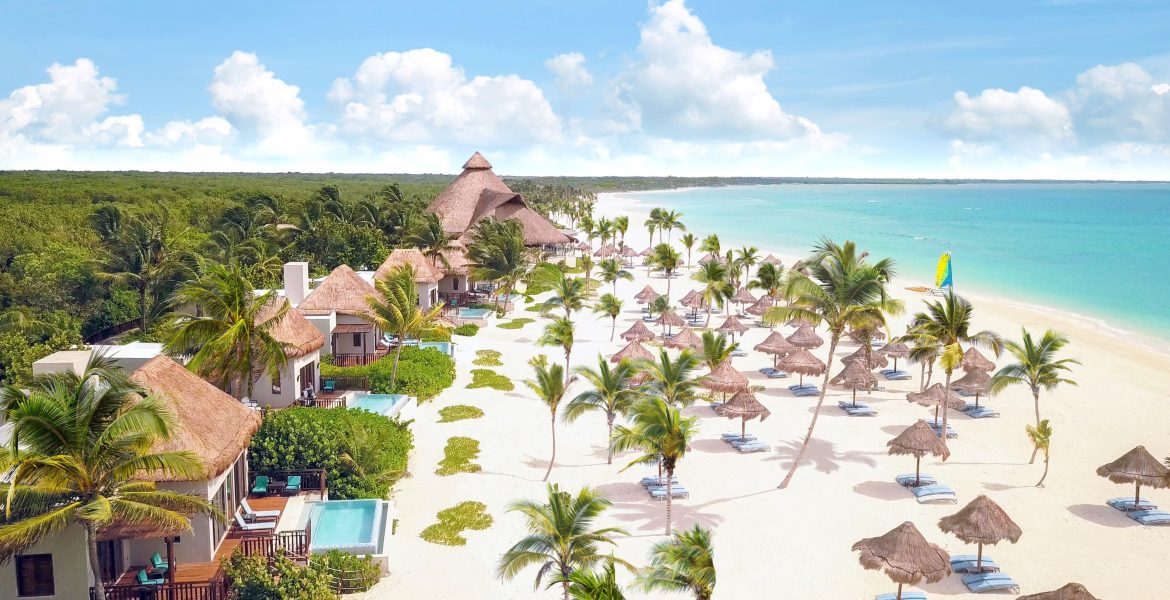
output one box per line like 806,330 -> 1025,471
907,383 -> 966,421
620,320 -> 657,342
700,360 -> 749,395
831,359 -> 878,406
938,495 -> 1022,574
888,420 -> 950,487
852,522 -> 951,600
845,347 -> 889,370
634,285 -> 658,303
754,331 -> 794,369
620,245 -> 639,258
664,327 -> 703,351
1019,583 -> 1101,600
878,340 -> 911,372
639,246 -> 654,257
697,252 -> 720,265
680,291 -> 705,312
611,339 -> 655,364
745,294 -> 774,317
714,388 -> 771,441
731,287 -> 756,306
594,244 -> 615,258
951,369 -> 992,407
848,328 -> 886,344
715,315 -> 748,340
778,347 -> 826,388
575,241 -> 590,252
761,254 -> 783,266
961,347 -> 996,373
786,323 -> 824,349
1095,445 -> 1170,508
656,309 -> 687,336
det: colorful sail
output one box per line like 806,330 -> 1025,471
935,252 -> 953,289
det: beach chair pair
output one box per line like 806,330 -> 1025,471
250,475 -> 269,496
964,406 -> 1000,419
950,555 -> 999,574
837,400 -> 877,416
875,592 -> 926,600
721,433 -> 769,453
1128,509 -> 1170,525
910,484 -> 957,504
790,385 -> 820,397
927,419 -> 958,438
759,367 -> 789,378
646,484 -> 689,500
962,572 -> 1020,593
640,475 -> 678,487
1107,496 -> 1158,511
895,473 -> 938,487
882,370 -> 912,381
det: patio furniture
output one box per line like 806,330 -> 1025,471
250,475 -> 269,496
137,569 -> 164,586
150,552 -> 169,575
241,498 -> 280,522
284,475 -> 302,495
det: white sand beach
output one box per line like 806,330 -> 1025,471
357,194 -> 1170,599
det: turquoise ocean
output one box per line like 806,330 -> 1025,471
615,183 -> 1170,341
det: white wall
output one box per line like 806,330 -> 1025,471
0,522 -> 91,599
437,275 -> 470,294
250,351 -> 319,408
418,283 -> 439,310
305,314 -> 335,346
330,315 -> 379,355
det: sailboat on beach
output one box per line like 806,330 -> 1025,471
906,252 -> 954,295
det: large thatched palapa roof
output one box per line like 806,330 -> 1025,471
845,347 -> 888,370
716,315 -> 748,336
961,347 -> 996,372
907,383 -> 966,411
611,340 -> 654,363
701,360 -> 749,393
425,152 -> 569,246
131,356 -> 261,481
831,359 -> 878,389
787,324 -> 824,349
664,327 -> 703,351
852,522 -> 951,586
1019,583 -> 1100,600
657,310 -> 687,328
745,294 -> 773,316
778,347 -> 826,376
888,420 -> 949,460
257,299 -> 325,358
878,340 -> 911,359
754,331 -> 794,356
296,264 -> 376,317
1096,445 -> 1169,487
620,320 -> 657,342
761,254 -> 783,266
634,285 -> 658,303
951,369 -> 991,395
731,287 -> 756,305
938,495 -> 1022,546
375,248 -> 445,284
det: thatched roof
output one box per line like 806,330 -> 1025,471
1019,583 -> 1101,600
375,248 -> 445,284
611,339 -> 654,363
714,389 -> 770,422
878,340 -> 911,359
257,299 -> 325,358
620,245 -> 639,257
961,347 -> 996,373
664,327 -> 703,351
697,252 -> 721,265
754,331 -> 794,356
847,328 -> 886,343
440,247 -> 471,276
778,347 -> 826,376
888,420 -> 950,460
131,356 -> 261,481
639,246 -> 654,257
938,495 -> 1022,546
620,320 -> 658,342
831,359 -> 878,389
716,315 -> 748,335
951,369 -> 991,395
907,383 -> 966,410
594,245 -> 616,258
701,360 -> 749,393
845,347 -> 889,370
426,152 -> 569,246
576,241 -> 591,252
296,264 -> 376,317
731,287 -> 757,304
787,324 -> 824,349
657,310 -> 687,327
678,289 -> 699,305
745,294 -> 774,316
681,292 -> 705,309
852,522 -> 951,586
761,254 -> 783,266
1096,445 -> 1170,488
634,285 -> 658,302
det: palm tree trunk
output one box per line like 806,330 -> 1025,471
779,335 -> 839,489
1036,451 -> 1049,487
610,317 -> 616,341
562,579 -> 570,600
666,271 -> 672,297
705,304 -> 712,328
606,416 -> 614,465
391,342 -> 404,383
139,283 -> 150,332
85,523 -> 107,600
1029,388 -> 1042,463
941,369 -> 953,452
544,415 -> 556,482
665,466 -> 674,535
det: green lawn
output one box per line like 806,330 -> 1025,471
467,368 -> 514,391
438,405 -> 485,423
472,349 -> 503,366
436,436 -> 482,476
497,318 -> 534,330
419,501 -> 493,546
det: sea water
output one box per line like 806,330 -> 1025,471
614,183 -> 1170,340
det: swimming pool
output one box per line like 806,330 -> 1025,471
417,341 -> 454,355
351,393 -> 409,417
308,499 -> 386,555
458,307 -> 491,319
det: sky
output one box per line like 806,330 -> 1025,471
2,0 -> 1169,179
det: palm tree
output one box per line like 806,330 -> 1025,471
679,233 -> 697,268
595,218 -> 614,249
578,254 -> 595,281
525,361 -> 571,481
990,328 -> 1078,462
611,398 -> 699,535
404,212 -> 458,267
647,295 -> 670,321
764,240 -> 902,489
1025,420 -> 1053,487
467,218 -> 533,313
906,292 -> 1002,452
164,263 -> 291,399
645,208 -> 663,246
613,215 -> 629,248
699,331 -> 737,370
97,211 -> 195,332
658,210 -> 685,243
565,357 -> 639,464
367,264 -> 445,382
498,484 -> 631,600
637,349 -> 702,407
562,558 -> 627,600
598,258 -> 633,296
651,244 -> 683,297
692,261 -> 731,327
748,262 -> 785,300
579,216 -> 595,249
539,317 -> 576,384
698,234 -> 720,256
904,330 -> 942,391
734,246 -> 759,285
594,293 -> 624,341
0,355 -> 217,600
638,525 -> 716,600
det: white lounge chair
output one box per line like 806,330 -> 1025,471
234,513 -> 277,533
240,499 -> 280,522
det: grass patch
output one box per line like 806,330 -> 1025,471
467,369 -> 514,391
453,323 -> 479,337
438,405 -> 484,423
524,304 -> 548,313
436,436 -> 482,476
419,501 -> 493,546
497,318 -> 534,330
472,349 -> 503,366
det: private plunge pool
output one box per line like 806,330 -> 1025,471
304,499 -> 392,574
457,307 -> 492,321
351,393 -> 413,420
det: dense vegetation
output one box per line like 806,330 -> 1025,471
320,347 -> 455,401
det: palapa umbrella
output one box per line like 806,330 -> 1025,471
878,340 -> 911,372
778,347 -> 826,388
761,254 -> 783,266
1019,583 -> 1100,600
888,420 -> 950,487
611,339 -> 655,364
575,241 -> 591,252
639,246 -> 654,257
656,309 -> 687,336
664,327 -> 703,351
907,383 -> 966,421
961,347 -> 996,373
697,252 -> 720,265
594,244 -> 616,258
938,495 -> 1022,574
848,328 -> 887,344
745,294 -> 774,317
852,522 -> 951,600
831,359 -> 878,406
700,360 -> 749,398
753,330 -> 794,369
1095,445 -> 1170,509
845,347 -> 889,370
634,285 -> 658,303
715,315 -> 748,340
620,245 -> 639,258
731,287 -> 756,307
951,369 -> 992,407
620,320 -> 657,342
786,323 -> 824,349
714,388 -> 771,441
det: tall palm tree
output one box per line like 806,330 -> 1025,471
906,292 -> 1002,452
734,246 -> 759,286
658,210 -> 685,243
97,211 -> 195,332
763,240 -> 902,489
611,398 -> 699,535
538,317 -> 576,385
566,357 -> 639,464
990,328 -> 1078,462
562,558 -> 627,600
598,258 -> 633,296
698,234 -> 720,256
651,244 -> 683,297
0,355 -> 216,600
636,349 -> 701,407
367,264 -> 445,382
467,218 -> 533,313
679,233 -> 696,268
404,212 -> 458,267
595,218 -> 614,249
578,216 -> 595,249
903,331 -> 942,391
692,261 -> 731,327
638,525 -> 716,600
748,262 -> 785,300
525,361 -> 571,481
1025,420 -> 1053,487
164,263 -> 291,399
545,276 -> 591,319
613,215 -> 629,249
594,293 -> 624,341
645,208 -> 663,246
699,331 -> 737,371
578,254 -> 595,281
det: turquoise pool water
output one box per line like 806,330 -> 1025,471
351,393 -> 409,416
309,499 -> 383,554
459,307 -> 491,319
417,341 -> 454,355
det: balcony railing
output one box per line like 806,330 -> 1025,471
93,576 -> 229,600
321,375 -> 368,392
234,524 -> 313,561
251,469 -> 327,496
332,352 -> 384,367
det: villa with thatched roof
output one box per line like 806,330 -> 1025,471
248,292 -> 325,408
285,262 -> 385,368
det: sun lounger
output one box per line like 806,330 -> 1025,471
895,473 -> 938,487
883,370 -> 912,380
838,400 -> 870,409
927,422 -> 958,438
875,592 -> 927,600
793,386 -> 821,397
766,370 -> 789,378
965,407 -> 999,419
240,499 -> 280,522
951,556 -> 999,574
758,367 -> 774,374
956,388 -> 974,397
250,475 -> 269,496
721,432 -> 757,440
837,402 -> 877,416
1107,497 -> 1158,511
284,475 -> 301,495
648,487 -> 689,500
734,442 -> 770,453
150,552 -> 169,575
911,484 -> 958,503
962,573 -> 1020,594
234,513 -> 277,533
731,350 -> 748,357
640,476 -> 678,487
1128,510 -> 1170,525
321,379 -> 335,393
788,383 -> 816,391
137,569 -> 164,586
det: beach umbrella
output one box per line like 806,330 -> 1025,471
714,388 -> 771,441
731,287 -> 757,306
639,246 -> 654,257
715,315 -> 748,340
680,290 -> 705,309
961,347 -> 996,373
761,254 -> 783,266
594,244 -> 616,258
887,420 -> 950,487
1095,445 -> 1170,509
634,285 -> 658,303
938,495 -> 1022,574
951,369 -> 992,408
753,330 -> 794,369
845,347 -> 889,370
656,309 -> 687,336
786,323 -> 824,349
878,340 -> 911,372
664,327 -> 703,351
907,383 -> 966,422
698,252 -> 720,265
700,360 -> 749,397
611,339 -> 655,364
852,522 -> 951,600
778,347 -> 826,388
848,328 -> 887,345
575,241 -> 591,251
831,359 -> 878,406
620,320 -> 657,342
745,294 -> 774,317
620,245 -> 638,258
1019,583 -> 1101,600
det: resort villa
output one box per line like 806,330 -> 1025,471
246,296 -> 326,408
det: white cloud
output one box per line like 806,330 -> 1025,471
544,52 -> 593,90
208,51 -> 314,155
1067,62 -> 1170,143
938,87 -> 1073,147
146,116 -> 234,147
329,48 -> 562,145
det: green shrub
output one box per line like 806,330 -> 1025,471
438,405 -> 484,423
467,368 -> 513,391
471,349 -> 502,366
322,347 -> 455,402
422,328 -> 452,342
453,323 -> 479,337
497,317 -> 534,330
419,501 -> 493,546
309,550 -> 380,594
249,407 -> 413,500
224,552 -> 338,600
436,436 -> 481,476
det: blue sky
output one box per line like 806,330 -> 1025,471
2,0 -> 1168,178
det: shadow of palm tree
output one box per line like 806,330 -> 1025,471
853,480 -> 911,501
609,498 -> 725,534
765,437 -> 877,474
689,438 -> 738,454
1066,503 -> 1139,528
983,482 -> 1035,492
